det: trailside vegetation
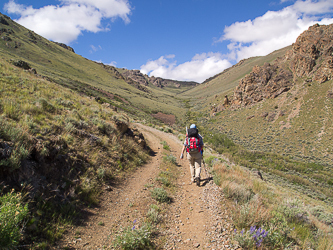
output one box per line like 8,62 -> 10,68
0,59 -> 149,248
204,156 -> 333,249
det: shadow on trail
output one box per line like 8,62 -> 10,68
199,177 -> 214,187
147,145 -> 157,157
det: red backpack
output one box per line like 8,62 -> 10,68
186,128 -> 201,154
187,137 -> 201,153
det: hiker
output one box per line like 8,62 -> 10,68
180,124 -> 204,186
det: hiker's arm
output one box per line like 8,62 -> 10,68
181,144 -> 186,154
180,144 -> 186,159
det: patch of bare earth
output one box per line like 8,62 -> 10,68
56,124 -> 237,250
151,112 -> 176,125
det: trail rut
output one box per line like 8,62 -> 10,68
57,124 -> 236,249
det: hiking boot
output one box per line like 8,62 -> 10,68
195,177 -> 200,187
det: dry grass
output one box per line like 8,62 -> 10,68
206,157 -> 333,249
0,59 -> 151,247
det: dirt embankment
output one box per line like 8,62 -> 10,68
57,124 -> 236,249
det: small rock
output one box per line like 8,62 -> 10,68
193,242 -> 200,248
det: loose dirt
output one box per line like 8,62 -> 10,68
57,124 -> 236,249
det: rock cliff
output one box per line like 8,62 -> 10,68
230,23 -> 333,108
54,42 -> 75,53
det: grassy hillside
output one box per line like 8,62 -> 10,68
179,46 -> 291,102
2,11 -> 333,249
188,25 -> 333,208
200,76 -> 333,201
204,156 -> 333,249
0,13 -> 188,126
0,58 -> 150,248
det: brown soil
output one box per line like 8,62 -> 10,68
56,124 -> 236,249
151,112 -> 176,125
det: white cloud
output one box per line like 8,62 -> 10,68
140,53 -> 232,83
95,60 -> 117,67
293,0 -> 333,14
220,0 -> 333,62
141,0 -> 333,83
3,0 -> 131,44
61,0 -> 131,23
90,44 -> 102,53
106,61 -> 117,67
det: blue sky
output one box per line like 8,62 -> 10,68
3,0 -> 333,82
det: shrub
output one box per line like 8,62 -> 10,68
232,196 -> 271,229
0,144 -> 29,171
150,204 -> 160,212
310,206 -> 333,226
96,120 -> 115,136
222,182 -> 254,203
114,221 -> 154,250
147,207 -> 161,224
265,211 -> 294,248
39,98 -> 55,113
234,226 -> 269,248
162,154 -> 176,165
205,156 -> 220,168
3,101 -> 21,120
156,177 -> 171,187
77,176 -> 100,205
205,132 -> 235,152
212,170 -> 221,186
160,141 -> 170,151
0,191 -> 28,248
151,188 -> 170,203
234,213 -> 294,249
278,199 -> 308,223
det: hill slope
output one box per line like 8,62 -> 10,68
2,11 -> 333,249
179,46 -> 291,102
188,24 -> 333,205
0,13 -> 190,126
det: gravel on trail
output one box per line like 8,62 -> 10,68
56,124 -> 239,250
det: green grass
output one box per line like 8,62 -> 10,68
0,191 -> 28,249
203,129 -> 333,203
114,222 -> 154,250
2,12 -> 333,249
160,140 -> 170,151
0,58 -> 150,247
147,206 -> 162,224
151,188 -> 170,203
209,159 -> 333,249
0,15 -> 189,126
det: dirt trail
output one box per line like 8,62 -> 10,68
57,124 -> 235,249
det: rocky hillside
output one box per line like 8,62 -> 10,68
230,23 -> 333,108
203,23 -> 333,175
53,42 -> 75,53
121,69 -> 199,88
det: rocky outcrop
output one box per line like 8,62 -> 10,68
121,69 -> 199,89
98,63 -> 125,80
0,14 -> 9,25
13,60 -> 31,70
223,95 -> 229,106
232,63 -> 292,106
289,24 -> 333,83
54,42 -> 75,53
149,76 -> 198,88
230,23 -> 333,108
122,70 -> 149,86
